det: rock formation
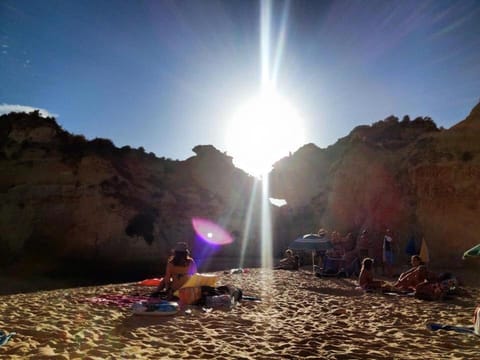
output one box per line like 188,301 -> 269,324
1,103 -> 479,283
0,111 -> 264,280
270,104 -> 480,266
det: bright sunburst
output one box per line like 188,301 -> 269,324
226,88 -> 305,177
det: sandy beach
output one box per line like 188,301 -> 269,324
0,268 -> 479,359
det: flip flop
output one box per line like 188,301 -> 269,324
0,330 -> 16,346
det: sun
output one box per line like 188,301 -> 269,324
225,89 -> 306,177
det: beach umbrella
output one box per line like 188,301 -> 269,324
289,234 -> 333,273
420,238 -> 430,263
463,244 -> 480,259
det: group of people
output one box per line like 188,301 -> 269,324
354,228 -> 396,277
273,227 -> 396,277
321,227 -> 396,275
318,227 -> 396,277
156,236 -> 466,307
358,254 -> 458,300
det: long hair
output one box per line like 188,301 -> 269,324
170,250 -> 191,266
361,257 -> 373,271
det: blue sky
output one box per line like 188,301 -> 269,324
1,0 -> 479,173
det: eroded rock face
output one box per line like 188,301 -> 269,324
270,104 -> 480,266
1,103 -> 479,279
0,112 -> 263,278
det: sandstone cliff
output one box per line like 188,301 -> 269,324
270,104 -> 480,266
0,111 -> 265,280
1,103 -> 479,283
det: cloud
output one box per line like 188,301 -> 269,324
0,104 -> 58,118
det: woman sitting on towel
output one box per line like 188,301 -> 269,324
157,242 -> 197,299
394,266 -> 429,292
358,258 -> 384,291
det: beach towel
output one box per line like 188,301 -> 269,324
427,323 -> 476,335
383,292 -> 415,297
137,278 -> 163,286
427,306 -> 480,337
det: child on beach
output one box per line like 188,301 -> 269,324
358,258 -> 385,291
393,255 -> 427,291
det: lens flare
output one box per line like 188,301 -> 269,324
192,218 -> 233,245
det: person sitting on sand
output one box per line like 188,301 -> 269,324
358,258 -> 385,291
156,242 -> 198,299
393,264 -> 428,291
274,249 -> 299,270
397,255 -> 425,282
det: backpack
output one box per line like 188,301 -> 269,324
199,285 -> 243,307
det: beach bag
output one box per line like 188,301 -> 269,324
199,285 -> 242,306
177,287 -> 202,305
205,294 -> 233,308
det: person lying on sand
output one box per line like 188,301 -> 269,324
358,258 -> 385,291
414,272 -> 460,301
274,249 -> 299,270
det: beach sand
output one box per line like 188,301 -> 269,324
0,268 -> 479,359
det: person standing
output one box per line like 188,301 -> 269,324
357,229 -> 370,261
382,229 -> 395,277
